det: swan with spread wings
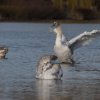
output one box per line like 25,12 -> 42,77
50,22 -> 100,64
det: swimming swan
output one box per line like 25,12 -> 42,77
36,55 -> 63,79
0,47 -> 8,59
50,21 -> 100,64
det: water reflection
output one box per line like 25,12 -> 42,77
36,79 -> 62,100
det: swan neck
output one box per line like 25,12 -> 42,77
55,33 -> 62,46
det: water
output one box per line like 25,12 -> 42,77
0,22 -> 100,100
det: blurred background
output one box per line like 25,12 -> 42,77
0,0 -> 100,21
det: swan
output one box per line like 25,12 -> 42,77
36,55 -> 63,79
0,47 -> 8,59
50,21 -> 100,64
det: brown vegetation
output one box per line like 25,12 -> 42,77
0,0 -> 99,21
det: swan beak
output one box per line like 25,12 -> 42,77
49,27 -> 53,32
49,24 -> 55,32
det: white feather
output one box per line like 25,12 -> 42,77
69,30 -> 100,50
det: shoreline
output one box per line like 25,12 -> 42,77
0,19 -> 100,23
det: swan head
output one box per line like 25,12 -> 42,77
52,21 -> 60,28
36,55 -> 57,71
50,21 -> 62,35
41,55 -> 57,63
40,55 -> 57,69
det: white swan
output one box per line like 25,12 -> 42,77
36,55 -> 63,79
50,21 -> 100,64
0,47 -> 8,59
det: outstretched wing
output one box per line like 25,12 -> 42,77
68,30 -> 100,50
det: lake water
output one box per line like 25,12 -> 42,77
0,22 -> 100,100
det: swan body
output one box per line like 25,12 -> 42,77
50,21 -> 100,64
54,43 -> 72,63
36,55 -> 63,79
0,47 -> 8,59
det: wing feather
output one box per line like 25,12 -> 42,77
68,30 -> 100,50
